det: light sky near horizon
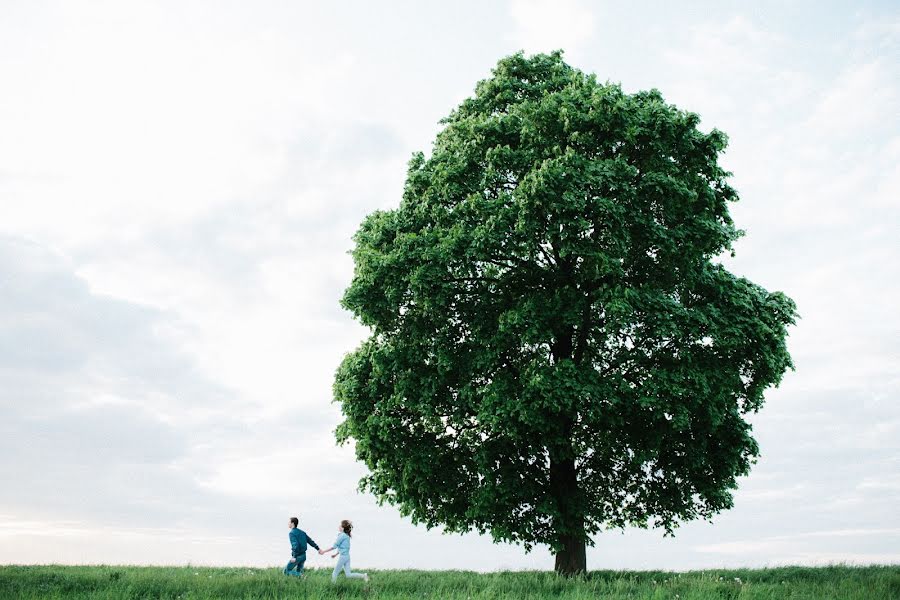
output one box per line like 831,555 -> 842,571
1,0 -> 898,571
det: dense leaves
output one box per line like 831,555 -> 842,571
334,51 -> 798,568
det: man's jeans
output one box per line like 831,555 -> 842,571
284,552 -> 306,576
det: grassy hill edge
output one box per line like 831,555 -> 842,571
1,564 -> 898,599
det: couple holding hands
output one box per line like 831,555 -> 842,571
285,516 -> 369,583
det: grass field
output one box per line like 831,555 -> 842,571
0,564 -> 897,599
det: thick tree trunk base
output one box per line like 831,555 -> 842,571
548,424 -> 586,577
554,534 -> 586,576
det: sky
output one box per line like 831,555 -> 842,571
0,0 -> 898,571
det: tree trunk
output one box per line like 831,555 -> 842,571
550,325 -> 586,576
554,531 -> 587,576
550,452 -> 586,576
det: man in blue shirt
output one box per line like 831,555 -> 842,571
284,516 -> 320,577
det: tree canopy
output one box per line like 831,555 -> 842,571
333,51 -> 799,575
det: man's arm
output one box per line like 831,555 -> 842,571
290,531 -> 300,554
306,534 -> 320,551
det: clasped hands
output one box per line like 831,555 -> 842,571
318,548 -> 338,558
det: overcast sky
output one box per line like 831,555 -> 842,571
1,0 -> 898,571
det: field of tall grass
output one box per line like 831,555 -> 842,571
1,564 -> 898,599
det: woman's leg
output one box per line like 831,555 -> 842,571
332,555 -> 348,583
342,557 -> 367,580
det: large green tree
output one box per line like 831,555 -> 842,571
334,51 -> 798,575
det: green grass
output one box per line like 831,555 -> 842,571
0,564 -> 897,599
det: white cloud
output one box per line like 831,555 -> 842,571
805,60 -> 897,138
660,15 -> 809,118
695,528 -> 900,557
508,0 -> 595,56
0,1 -> 358,247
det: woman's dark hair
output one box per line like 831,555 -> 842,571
290,517 -> 299,527
340,519 -> 353,536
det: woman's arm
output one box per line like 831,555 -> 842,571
322,533 -> 345,556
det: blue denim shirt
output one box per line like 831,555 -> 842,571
289,527 -> 319,557
333,532 -> 351,556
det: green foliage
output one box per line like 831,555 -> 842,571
335,51 -> 799,556
1,565 -> 897,599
